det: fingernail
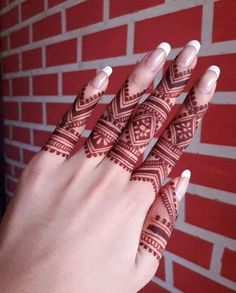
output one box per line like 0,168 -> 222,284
176,169 -> 191,201
144,42 -> 171,72
90,66 -> 112,89
198,65 -> 220,94
177,40 -> 201,68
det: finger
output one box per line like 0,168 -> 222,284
135,170 -> 190,285
106,41 -> 200,172
83,42 -> 171,162
131,65 -> 220,193
41,66 -> 112,159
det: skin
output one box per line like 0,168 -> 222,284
0,42 -> 218,293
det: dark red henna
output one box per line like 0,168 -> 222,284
107,56 -> 192,172
84,78 -> 145,157
131,87 -> 208,195
42,85 -> 104,158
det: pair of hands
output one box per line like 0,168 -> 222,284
0,40 -> 219,293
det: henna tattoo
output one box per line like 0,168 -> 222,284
107,57 -> 192,172
140,182 -> 178,259
42,85 -> 104,158
131,87 -> 209,195
84,78 -> 145,157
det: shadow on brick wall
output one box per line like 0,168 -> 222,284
0,73 -> 6,220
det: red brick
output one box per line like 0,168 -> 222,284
0,0 -> 7,10
155,256 -> 165,280
82,26 -> 127,61
201,105 -> 236,147
110,0 -> 164,18
170,153 -> 236,193
107,65 -> 134,94
86,103 -> 107,130
221,248 -> 236,282
33,130 -> 51,146
3,125 -> 10,139
134,6 -> 202,53
46,38 -> 77,67
33,74 -> 58,95
173,263 -> 234,292
33,12 -> 61,41
166,229 -> 212,268
48,0 -> 67,8
23,149 -> 36,164
46,102 -> 70,125
10,26 -> 29,49
14,166 -> 24,179
2,53 -> 19,73
3,102 -> 19,120
66,0 -> 103,31
12,126 -> 30,143
213,0 -> 236,42
12,77 -> 29,96
0,79 -> 10,96
0,35 -> 8,51
62,69 -> 96,95
0,6 -> 19,30
188,54 -> 236,92
186,194 -> 236,239
6,178 -> 17,193
22,48 -> 42,70
21,102 -> 43,123
21,0 -> 44,21
4,144 -> 20,161
5,163 -> 13,176
139,281 -> 168,293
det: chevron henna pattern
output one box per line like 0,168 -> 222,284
131,87 -> 208,196
140,182 -> 177,259
42,85 -> 104,158
106,57 -> 193,171
84,78 -> 145,157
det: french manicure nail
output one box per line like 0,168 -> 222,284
177,40 -> 201,68
144,42 -> 171,72
176,169 -> 191,201
198,65 -> 220,94
90,66 -> 112,89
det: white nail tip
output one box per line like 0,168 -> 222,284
101,66 -> 112,77
181,169 -> 191,179
157,42 -> 171,57
207,65 -> 220,79
187,40 -> 201,54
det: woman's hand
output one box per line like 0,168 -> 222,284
0,40 -> 219,293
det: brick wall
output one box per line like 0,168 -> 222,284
0,0 -> 236,292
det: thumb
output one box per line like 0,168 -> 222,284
134,169 -> 191,289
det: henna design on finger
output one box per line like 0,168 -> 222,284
84,78 -> 145,157
42,86 -> 104,158
140,182 -> 177,259
106,56 -> 193,172
131,87 -> 209,195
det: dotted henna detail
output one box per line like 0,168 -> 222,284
41,85 -> 104,158
84,78 -> 145,157
140,182 -> 178,258
106,57 -> 192,172
131,87 -> 209,196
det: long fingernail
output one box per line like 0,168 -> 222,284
144,42 -> 171,72
177,40 -> 201,68
90,66 -> 112,89
176,169 -> 191,201
198,65 -> 220,94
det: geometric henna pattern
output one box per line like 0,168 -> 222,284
131,87 -> 209,196
106,55 -> 193,172
140,181 -> 178,259
41,85 -> 104,158
84,78 -> 145,157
